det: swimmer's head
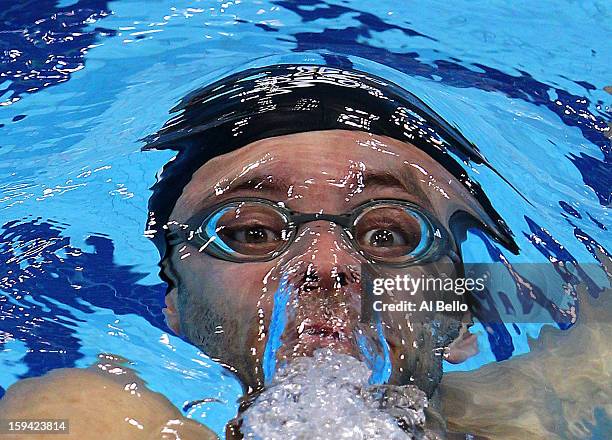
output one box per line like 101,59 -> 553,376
143,65 -> 518,396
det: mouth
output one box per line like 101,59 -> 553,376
298,320 -> 347,341
278,318 -> 356,357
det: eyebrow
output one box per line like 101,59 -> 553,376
359,170 -> 430,206
196,168 -> 429,212
195,174 -> 292,209
226,175 -> 292,194
360,171 -> 413,193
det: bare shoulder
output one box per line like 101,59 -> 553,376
0,354 -> 218,440
440,283 -> 612,440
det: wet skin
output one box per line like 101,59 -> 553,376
1,129 -> 606,439
0,129 -> 487,440
0,354 -> 217,440
163,129 -> 486,395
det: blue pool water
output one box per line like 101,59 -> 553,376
1,0 -> 610,437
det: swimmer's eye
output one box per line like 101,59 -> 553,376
363,228 -> 408,247
227,226 -> 279,244
217,223 -> 283,254
352,204 -> 428,262
198,202 -> 290,258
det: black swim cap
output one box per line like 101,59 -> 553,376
142,64 -> 518,261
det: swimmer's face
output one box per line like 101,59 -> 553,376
163,130 -> 486,395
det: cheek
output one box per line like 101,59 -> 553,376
196,259 -> 275,311
174,255 -> 278,341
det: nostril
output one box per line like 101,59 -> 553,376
302,283 -> 318,292
293,265 -> 360,292
334,272 -> 348,287
304,273 -> 319,283
301,272 -> 320,292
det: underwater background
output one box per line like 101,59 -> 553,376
0,0 -> 610,437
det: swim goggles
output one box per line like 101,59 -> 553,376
166,197 -> 449,266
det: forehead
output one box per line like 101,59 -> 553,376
170,129 -> 467,221
204,130 -> 414,177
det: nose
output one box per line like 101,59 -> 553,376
282,221 -> 362,292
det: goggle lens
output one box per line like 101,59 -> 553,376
197,200 -> 436,265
